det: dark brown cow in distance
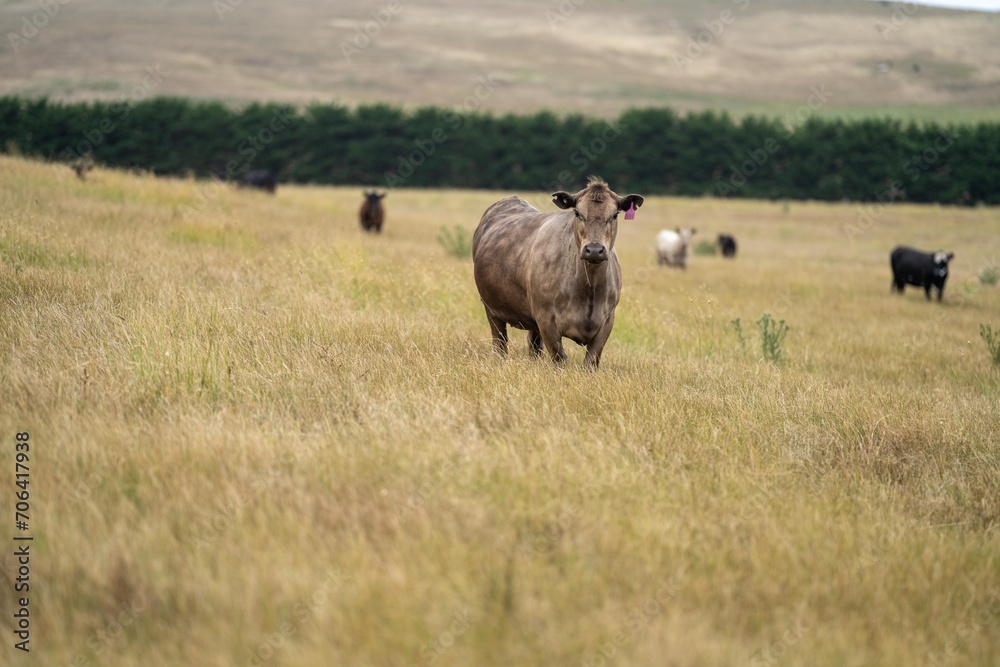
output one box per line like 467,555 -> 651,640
359,191 -> 386,233
239,169 -> 277,194
472,177 -> 644,369
72,156 -> 94,181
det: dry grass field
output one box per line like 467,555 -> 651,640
2,0 -> 1000,122
1,154 -> 998,665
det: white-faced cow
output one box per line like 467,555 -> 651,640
359,191 -> 386,233
655,227 -> 697,269
472,177 -> 644,369
890,246 -> 954,301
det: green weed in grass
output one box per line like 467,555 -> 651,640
981,323 -> 1000,365
436,225 -> 473,259
731,317 -> 747,353
693,240 -> 717,256
756,313 -> 789,363
978,265 -> 998,286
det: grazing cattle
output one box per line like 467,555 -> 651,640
472,177 -> 644,369
655,227 -> 697,269
717,234 -> 737,258
239,169 -> 277,194
359,191 -> 386,233
890,246 -> 954,301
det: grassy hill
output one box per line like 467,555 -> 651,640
1,155 -> 998,665
2,0 -> 1000,122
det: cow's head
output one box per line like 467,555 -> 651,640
364,191 -> 386,205
676,227 -> 697,243
933,251 -> 954,278
552,178 -> 644,265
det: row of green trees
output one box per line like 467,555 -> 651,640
1,96 -> 997,204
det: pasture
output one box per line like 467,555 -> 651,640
1,155 -> 998,666
2,0 -> 1000,122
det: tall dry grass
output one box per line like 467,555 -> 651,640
1,156 -> 998,666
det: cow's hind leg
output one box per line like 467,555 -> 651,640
528,330 -> 544,357
924,284 -> 932,300
485,309 -> 509,356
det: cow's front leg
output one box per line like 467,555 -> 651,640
584,314 -> 615,370
537,317 -> 567,364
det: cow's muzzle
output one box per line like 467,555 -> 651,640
581,243 -> 608,264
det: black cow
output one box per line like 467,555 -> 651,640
717,234 -> 737,258
890,246 -> 954,301
239,169 -> 277,194
359,191 -> 386,233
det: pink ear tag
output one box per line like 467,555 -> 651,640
624,203 -> 636,220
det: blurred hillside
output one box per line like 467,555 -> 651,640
2,0 -> 999,121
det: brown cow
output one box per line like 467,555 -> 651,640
359,191 -> 386,233
472,177 -> 644,369
72,156 -> 94,181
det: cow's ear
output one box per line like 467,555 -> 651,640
552,192 -> 576,210
947,252 -> 954,261
618,194 -> 644,212
692,228 -> 698,234
378,192 -> 387,199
